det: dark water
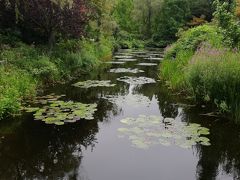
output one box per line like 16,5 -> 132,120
0,49 -> 240,180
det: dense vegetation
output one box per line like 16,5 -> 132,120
160,0 -> 240,122
1,0 -> 240,123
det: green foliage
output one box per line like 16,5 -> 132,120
113,0 -> 136,32
186,47 -> 240,121
153,0 -> 191,42
213,0 -> 240,48
0,67 -> 36,118
1,43 -> 60,83
160,50 -> 194,89
164,24 -> 223,59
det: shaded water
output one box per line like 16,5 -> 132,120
0,49 -> 240,180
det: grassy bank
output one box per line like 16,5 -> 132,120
160,24 -> 240,122
0,34 -> 114,119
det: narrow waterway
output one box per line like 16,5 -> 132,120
0,49 -> 240,180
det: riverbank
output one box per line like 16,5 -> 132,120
160,24 -> 240,122
0,34 -> 114,119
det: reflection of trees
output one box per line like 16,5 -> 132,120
0,117 -> 98,179
154,83 -> 179,118
194,122 -> 240,180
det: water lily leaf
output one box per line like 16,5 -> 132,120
73,80 -> 116,88
32,101 -> 97,125
103,94 -> 152,107
118,115 -> 211,149
145,57 -> 163,61
114,55 -> 133,59
131,139 -> 149,149
117,58 -> 137,62
24,107 -> 40,112
110,68 -> 144,74
103,61 -> 126,64
137,63 -> 158,66
117,76 -> 156,85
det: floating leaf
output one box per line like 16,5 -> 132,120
114,55 -> 133,59
117,76 -> 156,85
73,80 -> 116,88
102,94 -> 152,107
32,101 -> 97,125
110,68 -> 144,74
137,63 -> 158,66
118,115 -> 211,149
103,61 -> 126,64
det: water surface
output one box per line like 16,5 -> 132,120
0,49 -> 239,180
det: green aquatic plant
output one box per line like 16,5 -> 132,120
145,57 -> 163,61
103,94 -> 152,107
137,63 -> 158,66
27,93 -> 66,105
73,80 -> 116,88
118,115 -> 211,149
26,101 -> 97,125
103,61 -> 126,64
114,55 -> 133,59
117,59 -> 137,62
117,76 -> 156,85
109,68 -> 144,74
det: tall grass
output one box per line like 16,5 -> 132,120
160,24 -> 240,122
186,46 -> 240,121
0,67 -> 36,118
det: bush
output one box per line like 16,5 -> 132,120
161,24 -> 223,90
186,46 -> 240,121
164,24 -> 223,59
0,67 -> 36,118
0,44 -> 60,83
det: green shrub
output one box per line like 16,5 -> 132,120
0,67 -> 36,118
160,50 -> 193,89
0,44 -> 60,83
186,47 -> 240,121
161,24 -> 224,90
165,24 -> 223,59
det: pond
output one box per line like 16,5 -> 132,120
0,49 -> 239,180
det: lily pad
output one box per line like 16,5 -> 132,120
117,76 -> 156,85
25,93 -> 65,105
145,57 -> 163,61
118,115 -> 211,149
103,61 -> 126,64
117,59 -> 137,62
32,101 -> 97,125
103,94 -> 152,107
137,63 -> 158,66
73,80 -> 116,88
114,55 -> 133,59
110,68 -> 144,74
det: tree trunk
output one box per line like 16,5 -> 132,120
48,30 -> 55,50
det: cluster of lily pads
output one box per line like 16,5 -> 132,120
23,93 -> 98,125
25,101 -> 97,125
117,76 -> 156,85
137,63 -> 158,66
103,61 -> 126,64
118,115 -> 211,149
102,94 -> 151,107
109,68 -> 144,74
117,58 -> 137,62
73,80 -> 116,88
25,93 -> 66,105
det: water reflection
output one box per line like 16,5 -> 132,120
0,116 -> 98,179
0,49 -> 240,180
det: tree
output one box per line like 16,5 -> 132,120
154,0 -> 191,42
0,0 -> 90,47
